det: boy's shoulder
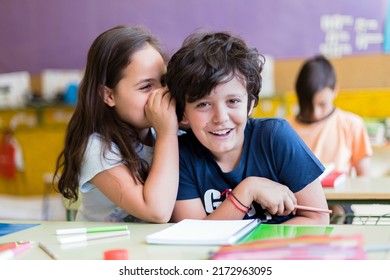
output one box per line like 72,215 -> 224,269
248,117 -> 289,128
246,118 -> 293,140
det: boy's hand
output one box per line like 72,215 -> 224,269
243,177 -> 297,216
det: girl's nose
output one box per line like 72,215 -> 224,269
312,106 -> 324,121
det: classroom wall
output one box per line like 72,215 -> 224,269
258,53 -> 390,118
0,0 -> 388,74
274,53 -> 390,93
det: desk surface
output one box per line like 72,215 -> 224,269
1,220 -> 390,260
324,176 -> 390,204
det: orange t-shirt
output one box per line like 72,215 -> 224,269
287,108 -> 373,174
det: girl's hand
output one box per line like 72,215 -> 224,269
145,87 -> 178,135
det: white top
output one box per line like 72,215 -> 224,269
76,132 -> 154,222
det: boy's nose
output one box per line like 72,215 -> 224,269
212,106 -> 228,124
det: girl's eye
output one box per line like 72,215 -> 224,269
140,84 -> 152,91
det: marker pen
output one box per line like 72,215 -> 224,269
57,230 -> 130,244
56,225 -> 128,235
0,242 -> 31,260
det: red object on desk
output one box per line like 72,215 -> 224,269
104,249 -> 129,260
321,171 -> 347,188
0,129 -> 16,180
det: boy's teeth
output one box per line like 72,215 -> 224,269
212,129 -> 230,135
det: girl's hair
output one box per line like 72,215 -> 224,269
54,25 -> 165,202
166,31 -> 264,121
295,54 -> 336,118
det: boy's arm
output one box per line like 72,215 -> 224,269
171,197 -> 248,222
171,177 -> 297,221
283,178 -> 330,225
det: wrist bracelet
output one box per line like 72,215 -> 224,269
222,189 -> 250,214
227,194 -> 249,213
230,192 -> 250,211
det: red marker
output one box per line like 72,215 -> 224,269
0,242 -> 31,260
0,241 -> 30,253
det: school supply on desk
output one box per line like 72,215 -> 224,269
0,223 -> 39,237
38,242 -> 59,260
238,224 -> 334,244
321,171 -> 347,187
211,234 -> 367,260
0,241 -> 20,252
56,225 -> 128,235
0,241 -> 32,260
318,162 -> 335,181
145,219 -> 261,245
103,249 -> 129,260
0,241 -> 30,253
57,230 -> 130,244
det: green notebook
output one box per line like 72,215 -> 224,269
239,224 -> 333,244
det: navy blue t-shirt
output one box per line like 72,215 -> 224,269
177,118 -> 324,224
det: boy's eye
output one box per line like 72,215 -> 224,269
195,102 -> 209,108
228,99 -> 240,104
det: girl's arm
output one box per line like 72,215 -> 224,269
91,89 -> 179,223
354,156 -> 371,176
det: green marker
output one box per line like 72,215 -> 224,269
56,225 -> 128,235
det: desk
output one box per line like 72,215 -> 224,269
1,220 -> 390,260
324,177 -> 390,205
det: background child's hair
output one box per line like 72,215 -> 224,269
166,31 -> 264,121
295,54 -> 336,117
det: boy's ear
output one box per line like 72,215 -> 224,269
248,99 -> 255,116
181,113 -> 189,125
102,86 -> 115,107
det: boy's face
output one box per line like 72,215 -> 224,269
181,77 -> 253,169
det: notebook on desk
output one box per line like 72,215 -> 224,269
145,219 -> 261,245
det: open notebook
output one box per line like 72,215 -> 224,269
145,219 -> 261,245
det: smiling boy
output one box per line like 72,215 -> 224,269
166,31 -> 329,224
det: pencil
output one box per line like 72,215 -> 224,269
295,205 -> 333,214
38,242 -> 59,260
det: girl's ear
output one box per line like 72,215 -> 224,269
333,86 -> 339,98
102,86 -> 115,107
248,99 -> 255,116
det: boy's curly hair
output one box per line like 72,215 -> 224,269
166,31 -> 265,121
